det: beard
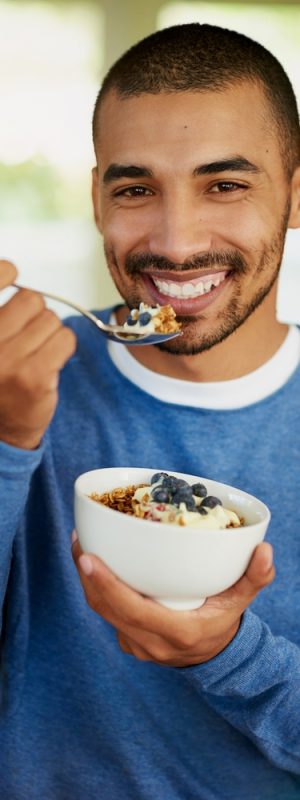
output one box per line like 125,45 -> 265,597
104,202 -> 290,356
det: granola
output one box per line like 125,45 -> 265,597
89,484 -> 147,516
89,473 -> 242,529
123,303 -> 181,334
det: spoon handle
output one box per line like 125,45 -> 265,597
12,283 -> 182,344
13,282 -> 103,326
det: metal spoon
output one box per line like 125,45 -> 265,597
13,284 -> 182,345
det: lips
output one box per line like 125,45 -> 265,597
142,270 -> 231,314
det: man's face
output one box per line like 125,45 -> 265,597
93,83 -> 297,354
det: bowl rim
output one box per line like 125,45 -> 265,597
74,466 -> 271,532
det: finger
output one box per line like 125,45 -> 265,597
73,549 -> 152,627
71,529 -> 79,547
72,542 -> 194,659
0,288 -> 46,341
71,538 -> 119,619
4,327 -> 77,405
0,259 -> 18,289
22,324 -> 77,375
9,328 -> 76,402
0,309 -> 62,361
117,633 -> 133,654
73,549 -> 190,636
117,632 -> 152,661
73,548 -> 141,635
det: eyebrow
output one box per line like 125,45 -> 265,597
193,157 -> 261,176
103,164 -> 153,184
102,156 -> 261,185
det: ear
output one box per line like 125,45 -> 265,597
91,167 -> 103,233
288,166 -> 300,229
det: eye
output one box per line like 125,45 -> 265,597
113,185 -> 153,197
209,181 -> 248,194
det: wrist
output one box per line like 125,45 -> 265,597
0,429 -> 42,450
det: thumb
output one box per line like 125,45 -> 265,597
245,541 -> 274,582
220,542 -> 275,608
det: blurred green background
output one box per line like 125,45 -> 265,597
1,0 -> 300,319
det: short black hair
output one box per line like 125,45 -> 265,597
92,23 -> 300,178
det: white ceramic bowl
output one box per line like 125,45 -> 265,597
74,467 -> 271,611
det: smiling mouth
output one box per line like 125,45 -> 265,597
150,270 -> 229,299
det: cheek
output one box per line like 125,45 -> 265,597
102,218 -> 143,263
219,207 -> 271,257
102,201 -> 156,251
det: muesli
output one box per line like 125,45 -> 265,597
123,303 -> 181,334
89,472 -> 242,529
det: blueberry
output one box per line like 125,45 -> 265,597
182,485 -> 194,495
184,498 -> 197,511
171,492 -> 181,506
162,476 -> 188,491
150,472 -> 169,485
151,487 -> 171,503
138,312 -> 152,326
126,315 -> 138,326
198,506 -> 208,515
161,476 -> 176,488
172,489 -> 195,510
191,483 -> 207,498
201,495 -> 223,509
172,486 -> 193,499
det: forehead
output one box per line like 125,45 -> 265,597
96,84 -> 281,173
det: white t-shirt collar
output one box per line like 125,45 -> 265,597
108,322 -> 300,410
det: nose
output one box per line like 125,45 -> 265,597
148,193 -> 213,264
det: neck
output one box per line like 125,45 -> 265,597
118,284 -> 289,382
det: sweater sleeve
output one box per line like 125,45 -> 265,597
0,439 -> 44,616
181,609 -> 300,775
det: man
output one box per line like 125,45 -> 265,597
0,22 -> 300,799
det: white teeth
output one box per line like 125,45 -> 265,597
169,283 -> 179,296
182,283 -> 194,296
153,273 -> 226,299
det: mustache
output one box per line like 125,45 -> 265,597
124,250 -> 248,276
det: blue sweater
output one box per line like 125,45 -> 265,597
1,308 -> 300,799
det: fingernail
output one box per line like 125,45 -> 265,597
71,530 -> 78,544
79,554 -> 93,576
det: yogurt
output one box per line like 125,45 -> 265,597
123,303 -> 181,334
132,474 -> 241,529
